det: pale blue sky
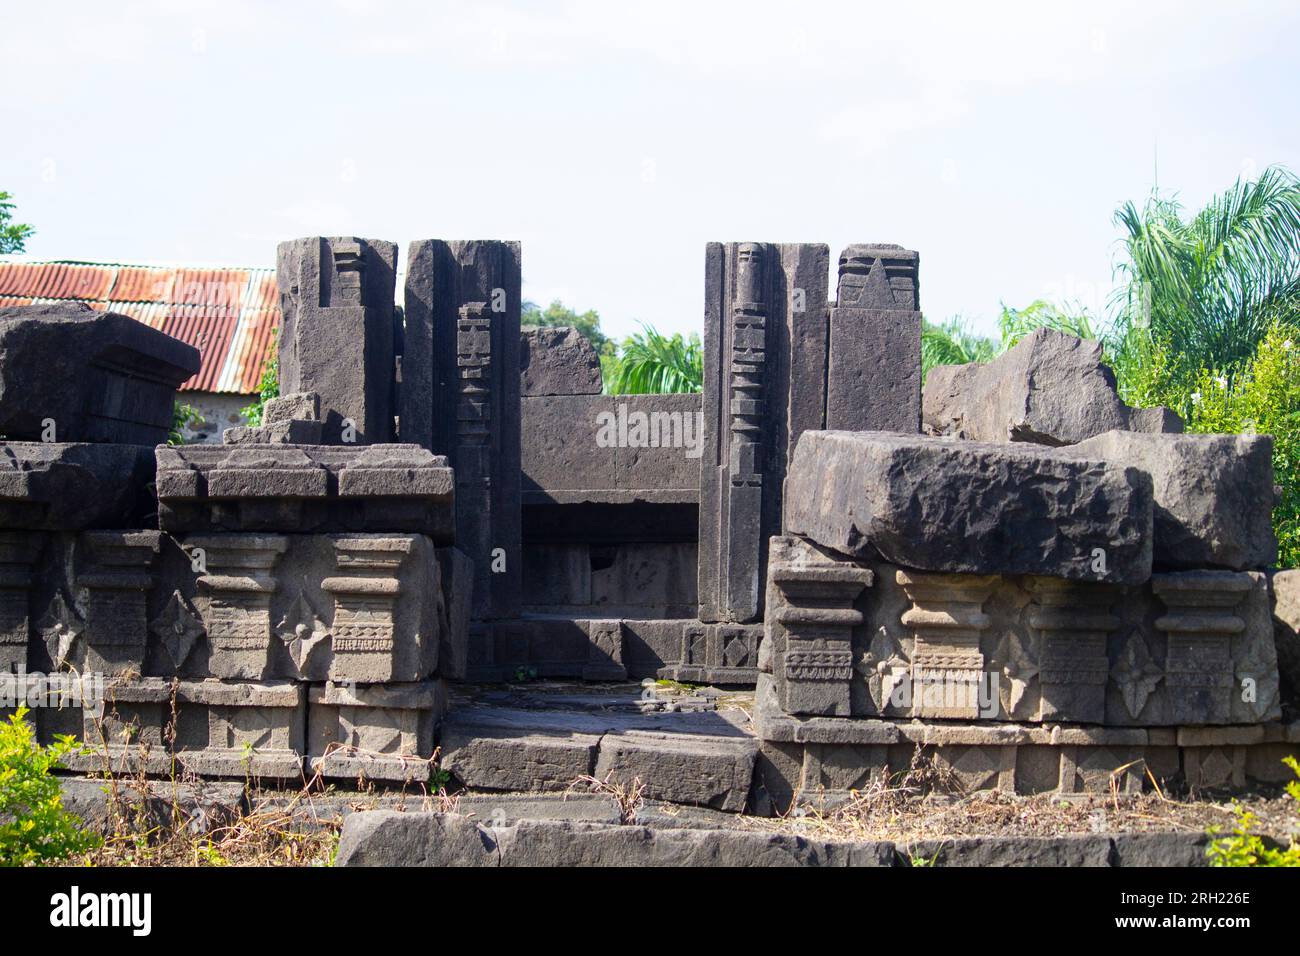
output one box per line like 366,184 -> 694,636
3,1 -> 1297,340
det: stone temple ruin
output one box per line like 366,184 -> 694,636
1,237 -> 1298,815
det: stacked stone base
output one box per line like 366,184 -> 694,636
6,676 -> 446,784
755,676 -> 1300,808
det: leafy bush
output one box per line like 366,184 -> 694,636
0,707 -> 99,866
169,401 -> 204,445
1170,323 -> 1300,567
1207,756 -> 1300,867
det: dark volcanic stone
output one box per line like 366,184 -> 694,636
783,430 -> 1153,584
520,326 -> 603,396
923,329 -> 1182,445
1070,430 -> 1276,571
0,303 -> 199,445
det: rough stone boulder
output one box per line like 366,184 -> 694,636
0,303 -> 200,445
923,328 -> 1182,445
520,326 -> 603,396
1069,431 -> 1276,571
783,431 -> 1153,584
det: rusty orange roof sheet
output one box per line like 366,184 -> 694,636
0,259 -> 278,394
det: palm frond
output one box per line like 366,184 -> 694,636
605,323 -> 703,394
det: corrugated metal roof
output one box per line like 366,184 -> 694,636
0,259 -> 278,394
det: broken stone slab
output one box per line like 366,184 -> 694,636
58,777 -> 245,836
223,392 -> 325,445
923,329 -> 1182,445
441,727 -> 600,793
0,442 -> 155,530
277,237 -> 398,444
0,303 -> 200,445
783,431 -> 1153,584
439,702 -> 755,804
265,392 -> 320,424
334,811 -> 896,867
1069,431 -> 1276,571
520,326 -> 603,396
593,730 -> 757,812
334,811 -> 1211,867
223,420 -> 325,445
155,443 -> 454,538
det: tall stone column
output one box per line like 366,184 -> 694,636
276,236 -> 398,444
896,570 -> 995,719
403,240 -> 522,626
1027,577 -> 1117,724
699,242 -> 831,624
1152,571 -> 1250,724
826,244 -> 921,432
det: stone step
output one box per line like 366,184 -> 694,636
439,693 -> 758,812
335,810 -> 1217,867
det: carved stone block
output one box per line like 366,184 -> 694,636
307,681 -> 444,782
276,237 -> 398,444
155,444 -> 454,538
403,239 -> 521,623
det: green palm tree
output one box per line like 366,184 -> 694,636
604,323 -> 703,394
1109,165 -> 1300,392
997,299 -> 1097,350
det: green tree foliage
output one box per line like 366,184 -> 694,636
240,345 -> 280,426
921,317 -> 997,379
997,299 -> 1097,350
0,192 -> 35,254
1109,165 -> 1300,395
522,299 -> 610,354
169,401 -> 204,445
921,301 -> 1092,380
0,707 -> 99,866
604,323 -> 703,395
520,299 -> 701,395
1173,323 -> 1300,567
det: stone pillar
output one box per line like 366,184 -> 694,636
322,536 -> 413,684
772,561 -> 873,716
0,532 -> 40,673
276,236 -> 398,444
77,531 -> 161,678
897,570 -> 995,719
403,240 -> 521,626
1153,571 -> 1250,724
825,244 -> 921,432
1027,577 -> 1117,724
190,535 -> 289,680
699,242 -> 831,624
